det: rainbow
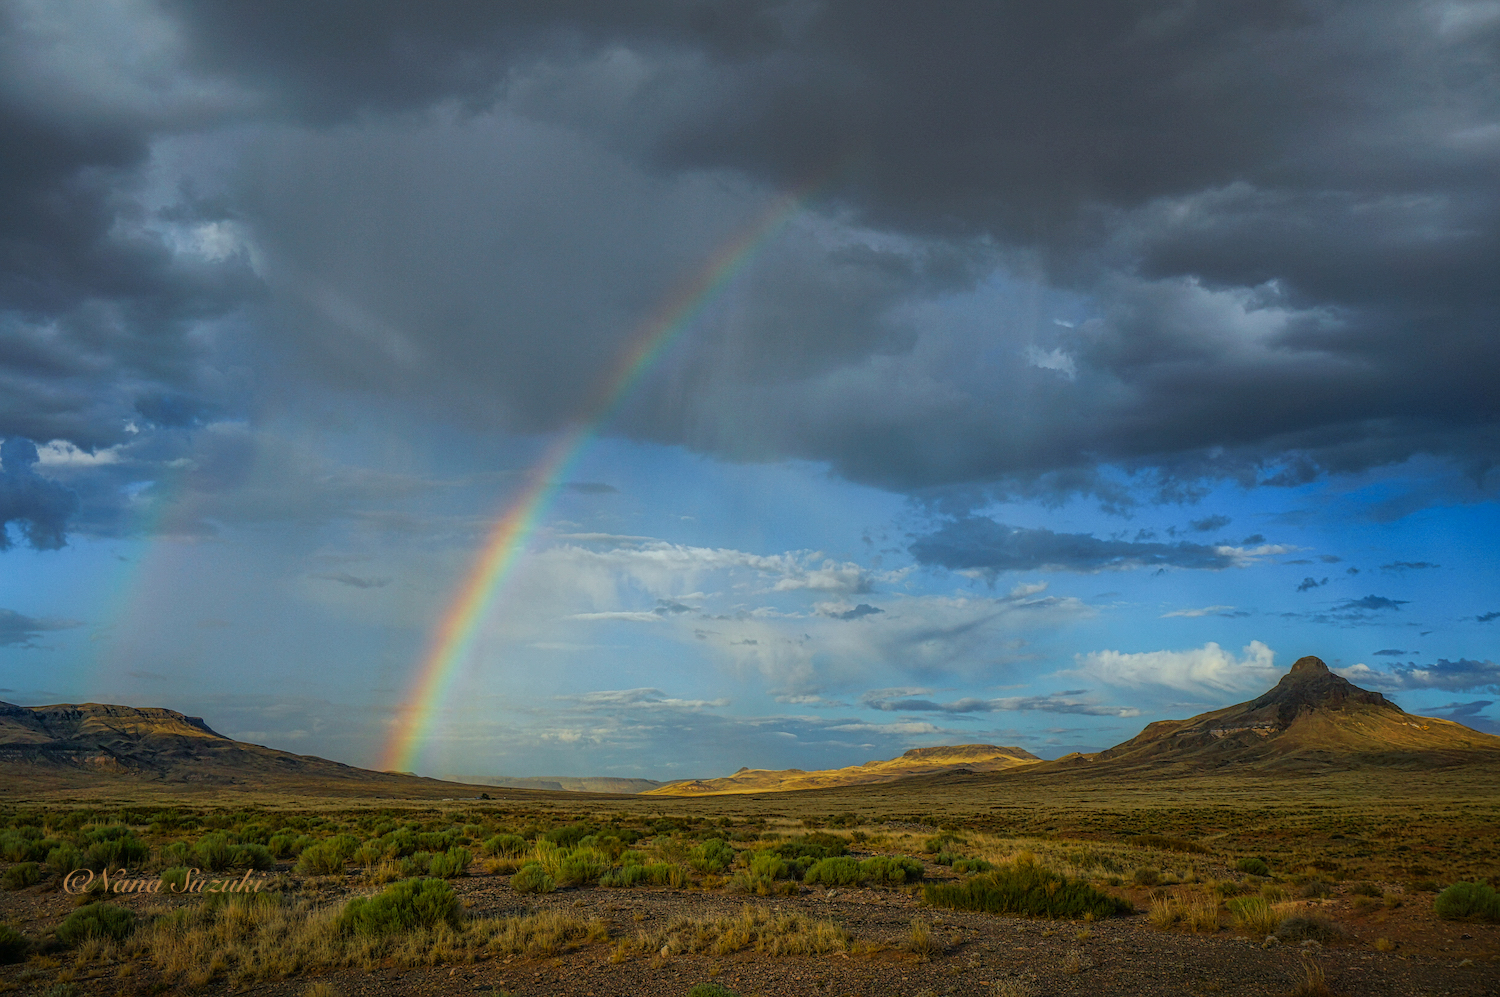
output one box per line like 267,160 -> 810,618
380,184 -> 817,772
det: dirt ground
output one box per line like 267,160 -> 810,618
3,864 -> 1497,997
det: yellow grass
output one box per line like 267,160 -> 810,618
612,904 -> 849,959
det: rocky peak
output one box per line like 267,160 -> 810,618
1249,654 -> 1397,726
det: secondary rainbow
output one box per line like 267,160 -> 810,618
381,184 -> 817,772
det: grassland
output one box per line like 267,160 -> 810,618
0,764 -> 1496,996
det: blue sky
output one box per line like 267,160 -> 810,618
1,1 -> 1498,779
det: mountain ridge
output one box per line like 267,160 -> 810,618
642,743 -> 1041,796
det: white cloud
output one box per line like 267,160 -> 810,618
1069,640 -> 1279,695
36,440 -> 121,467
1160,604 -> 1236,618
1024,345 -> 1077,379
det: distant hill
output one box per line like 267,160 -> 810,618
1078,655 -> 1500,773
449,776 -> 666,794
643,743 -> 1041,796
0,701 -> 493,798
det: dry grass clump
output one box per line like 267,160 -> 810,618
1060,948 -> 1093,974
1147,892 -> 1219,932
1275,913 -> 1351,946
1226,897 -> 1300,936
467,910 -> 608,957
121,885 -> 607,986
1290,952 -> 1336,997
614,904 -> 849,959
905,918 -> 945,959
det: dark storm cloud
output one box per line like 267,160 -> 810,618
1296,577 -> 1328,592
909,516 -> 1236,575
0,438 -> 79,550
3,0 -> 1499,531
0,607 -> 82,648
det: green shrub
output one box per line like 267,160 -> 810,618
0,923 -> 28,964
192,832 -> 235,871
1298,879 -> 1331,899
556,849 -> 608,887
56,903 -> 135,947
511,863 -> 556,894
338,878 -> 463,936
860,855 -> 924,886
159,841 -> 192,867
1434,882 -> 1500,922
297,839 -> 352,876
600,864 -> 649,888
804,857 -> 862,886
686,984 -> 738,997
83,834 -> 149,871
159,867 -> 191,892
1351,881 -> 1381,898
924,834 -> 961,853
46,844 -> 84,873
776,833 -> 847,861
0,831 -> 31,863
267,833 -> 303,859
747,851 -> 789,881
923,861 -> 1132,920
231,843 -> 275,870
645,863 -> 689,888
2,862 -> 41,890
690,838 -> 735,874
542,823 -> 594,848
1236,857 -> 1271,877
1128,834 -> 1209,854
483,833 -> 526,857
427,847 -> 473,879
935,850 -> 959,866
951,857 -> 992,875
1134,867 -> 1160,886
398,852 -> 433,878
415,831 -> 457,852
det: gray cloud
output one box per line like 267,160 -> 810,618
0,607 -> 82,648
1189,514 -> 1230,533
1344,658 -> 1500,694
1477,611 -> 1500,623
1381,561 -> 1439,572
2,0 -> 1498,548
1337,595 -> 1408,612
313,573 -> 391,589
0,438 -> 78,550
1372,649 -> 1410,657
822,603 -> 883,621
860,688 -> 1138,718
909,516 -> 1238,576
1296,577 -> 1328,592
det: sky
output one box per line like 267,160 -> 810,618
1,0 -> 1498,781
